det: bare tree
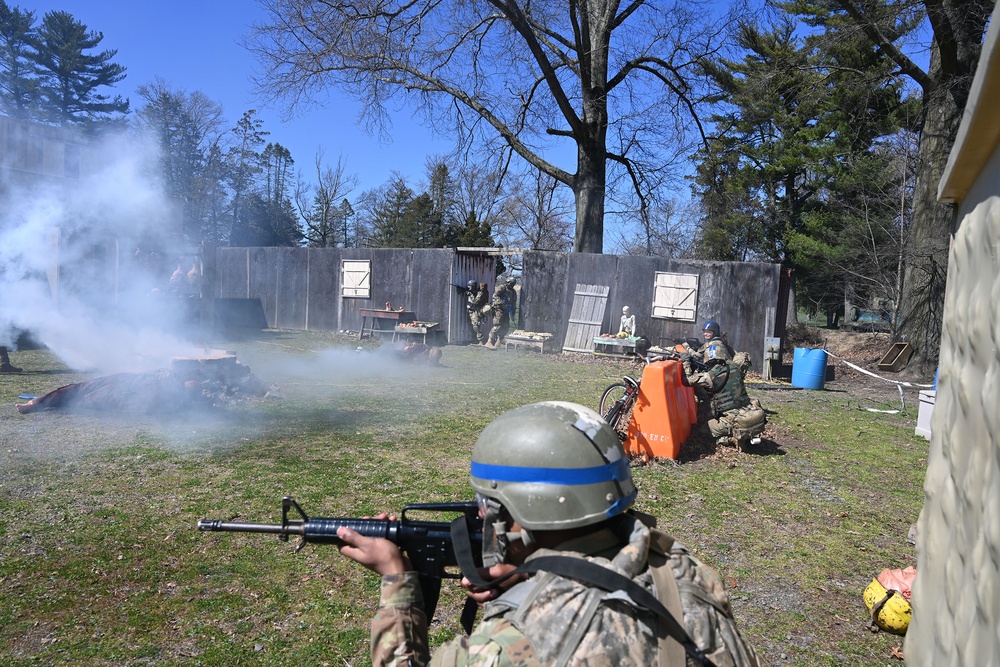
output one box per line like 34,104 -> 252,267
452,159 -> 507,244
498,170 -> 574,251
247,0 -> 730,253
614,197 -> 700,257
295,149 -> 358,247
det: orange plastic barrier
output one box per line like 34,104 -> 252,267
671,345 -> 698,425
625,360 -> 695,460
671,361 -> 698,426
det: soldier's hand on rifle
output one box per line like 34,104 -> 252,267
336,513 -> 413,576
461,563 -> 526,605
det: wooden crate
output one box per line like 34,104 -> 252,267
877,342 -> 913,372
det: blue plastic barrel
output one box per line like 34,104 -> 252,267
791,347 -> 827,390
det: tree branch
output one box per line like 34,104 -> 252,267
832,0 -> 933,93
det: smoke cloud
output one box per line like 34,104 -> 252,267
1,130 -> 205,373
0,128 -> 448,386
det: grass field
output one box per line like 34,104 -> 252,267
0,330 -> 925,665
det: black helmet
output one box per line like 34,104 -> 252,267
703,320 -> 721,336
466,279 -> 477,289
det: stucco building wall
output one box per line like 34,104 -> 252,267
907,3 -> 1000,663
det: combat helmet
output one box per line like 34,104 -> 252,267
467,279 -> 477,289
703,320 -> 721,336
470,401 -> 636,532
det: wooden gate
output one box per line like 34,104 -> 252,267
562,284 -> 610,353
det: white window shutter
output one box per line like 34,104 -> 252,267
342,260 -> 371,298
652,272 -> 698,321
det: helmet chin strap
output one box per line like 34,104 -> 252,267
481,498 -> 534,566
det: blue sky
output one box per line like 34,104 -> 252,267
17,0 -> 455,194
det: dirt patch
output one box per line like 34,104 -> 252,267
781,324 -> 932,406
786,325 -> 892,364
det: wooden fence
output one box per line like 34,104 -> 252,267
205,245 -> 785,370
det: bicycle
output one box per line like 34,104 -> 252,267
598,352 -> 674,440
597,349 -> 724,442
599,374 -> 640,441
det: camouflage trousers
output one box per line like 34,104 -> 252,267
487,312 -> 510,346
708,402 -> 766,444
467,309 -> 485,343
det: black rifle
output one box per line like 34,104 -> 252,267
198,496 -> 483,622
675,337 -> 703,351
653,345 -> 709,373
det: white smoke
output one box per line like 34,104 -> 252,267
0,130 -> 200,373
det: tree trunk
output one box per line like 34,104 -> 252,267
897,45 -> 967,371
573,140 -> 607,253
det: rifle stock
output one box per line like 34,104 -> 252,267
198,496 -> 483,622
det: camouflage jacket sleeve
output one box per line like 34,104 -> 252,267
371,572 -> 431,667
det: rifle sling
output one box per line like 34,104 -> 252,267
449,517 -> 718,667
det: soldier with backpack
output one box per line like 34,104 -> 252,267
483,276 -> 517,349
334,401 -> 760,666
683,321 -> 767,447
699,358 -> 768,447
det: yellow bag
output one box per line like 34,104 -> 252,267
863,578 -> 911,635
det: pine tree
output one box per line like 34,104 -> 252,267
367,176 -> 416,248
458,211 -> 495,247
0,1 -> 40,120
135,79 -> 226,244
227,110 -> 268,246
693,17 -> 910,320
30,10 -> 127,127
338,198 -> 355,248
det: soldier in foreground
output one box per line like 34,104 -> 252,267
334,401 -> 760,666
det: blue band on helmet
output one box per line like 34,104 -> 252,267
471,458 -> 631,485
607,489 -> 637,516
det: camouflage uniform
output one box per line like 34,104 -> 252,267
693,352 -> 766,446
466,284 -> 488,344
683,335 -> 734,390
485,284 -> 514,347
370,514 -> 759,667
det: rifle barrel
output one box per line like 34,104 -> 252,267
197,519 -> 303,535
197,517 -> 397,545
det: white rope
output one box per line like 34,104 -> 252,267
823,350 -> 934,390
